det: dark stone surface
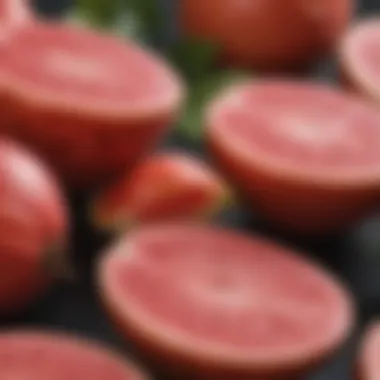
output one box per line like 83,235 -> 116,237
15,1 -> 380,379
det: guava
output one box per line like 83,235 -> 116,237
91,151 -> 231,233
98,224 -> 354,379
357,322 -> 380,380
0,20 -> 184,187
339,17 -> 380,105
180,0 -> 354,72
0,330 -> 149,379
207,79 -> 380,235
0,138 -> 68,315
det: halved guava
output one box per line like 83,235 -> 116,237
98,224 -> 354,379
206,79 -> 380,235
0,20 -> 184,187
0,330 -> 149,379
339,17 -> 380,104
0,0 -> 31,38
357,322 -> 380,380
91,151 -> 231,233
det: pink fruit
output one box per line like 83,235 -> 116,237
0,20 -> 184,187
0,138 -> 68,315
0,330 -> 149,379
0,0 -> 32,41
98,224 -> 354,379
339,18 -> 380,104
180,0 -> 354,72
207,79 -> 380,235
91,151 -> 231,232
357,322 -> 380,380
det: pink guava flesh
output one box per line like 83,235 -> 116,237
0,21 -> 184,186
357,322 -> 380,380
98,224 -> 354,378
92,151 -> 230,231
207,79 -> 380,234
0,330 -> 149,379
340,18 -> 380,103
0,138 -> 68,314
0,0 -> 32,42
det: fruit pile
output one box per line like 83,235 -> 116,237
1,0 -> 380,379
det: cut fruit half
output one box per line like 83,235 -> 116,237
91,151 -> 231,232
340,17 -> 380,104
207,79 -> 380,234
98,224 -> 354,379
357,322 -> 380,380
0,330 -> 149,379
0,20 -> 185,186
0,0 -> 32,43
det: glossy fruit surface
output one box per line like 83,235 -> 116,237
0,138 -> 68,314
0,330 -> 149,379
340,18 -> 380,104
98,224 -> 354,379
92,151 -> 231,232
357,322 -> 380,380
0,20 -> 184,187
180,0 -> 353,71
207,79 -> 380,234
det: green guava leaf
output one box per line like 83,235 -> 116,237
169,38 -> 221,83
68,0 -> 162,43
178,70 -> 252,142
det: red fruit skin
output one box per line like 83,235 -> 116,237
0,23 -> 185,188
208,133 -> 379,235
92,152 -> 230,232
7,101 -> 176,188
180,0 -> 354,72
97,227 -> 354,379
0,138 -> 68,315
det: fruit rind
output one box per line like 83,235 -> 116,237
97,225 -> 355,377
0,329 -> 150,380
91,152 -> 232,232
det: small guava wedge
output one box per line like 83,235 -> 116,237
91,151 -> 231,233
98,224 -> 354,379
339,17 -> 380,104
0,330 -> 149,379
357,322 -> 380,380
207,79 -> 380,235
0,20 -> 184,187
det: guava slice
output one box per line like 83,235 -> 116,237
91,151 -> 231,232
357,322 -> 380,380
0,330 -> 149,379
98,224 -> 354,379
207,79 -> 380,234
340,17 -> 380,104
0,20 -> 184,186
